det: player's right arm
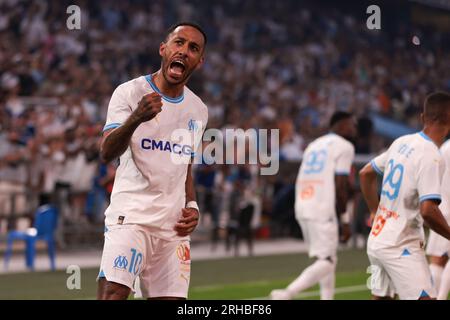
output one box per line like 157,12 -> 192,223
359,151 -> 387,219
359,163 -> 379,216
100,92 -> 162,163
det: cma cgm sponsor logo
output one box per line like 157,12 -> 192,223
176,243 -> 191,263
113,255 -> 128,270
141,138 -> 193,156
188,119 -> 199,132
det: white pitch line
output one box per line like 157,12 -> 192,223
250,284 -> 369,300
192,280 -> 274,292
76,284 -> 370,300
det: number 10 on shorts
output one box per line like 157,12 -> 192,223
129,248 -> 143,275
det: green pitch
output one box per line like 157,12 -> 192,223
0,248 -> 373,300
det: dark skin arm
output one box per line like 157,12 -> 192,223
100,92 -> 162,163
185,162 -> 196,204
174,162 -> 200,236
335,175 -> 349,215
421,200 -> 450,240
335,175 -> 351,242
359,162 -> 380,222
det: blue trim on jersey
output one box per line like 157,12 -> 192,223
103,123 -> 121,132
419,194 -> 442,203
335,171 -> 350,176
370,160 -> 383,176
145,74 -> 184,103
419,131 -> 432,142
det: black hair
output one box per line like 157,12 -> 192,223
329,111 -> 353,128
423,91 -> 450,124
165,22 -> 208,45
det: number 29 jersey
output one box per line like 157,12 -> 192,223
295,133 -> 355,222
368,132 -> 445,252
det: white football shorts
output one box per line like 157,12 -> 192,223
98,224 -> 191,298
367,244 -> 436,300
297,217 -> 338,261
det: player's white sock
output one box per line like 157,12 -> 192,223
286,259 -> 335,297
320,271 -> 336,300
429,263 -> 444,292
437,261 -> 450,300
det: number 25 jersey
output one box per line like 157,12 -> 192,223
368,132 -> 445,251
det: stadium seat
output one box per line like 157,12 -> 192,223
3,205 -> 58,271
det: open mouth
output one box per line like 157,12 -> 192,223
169,59 -> 186,77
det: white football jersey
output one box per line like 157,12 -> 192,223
103,75 -> 208,240
295,133 -> 355,221
367,132 -> 445,252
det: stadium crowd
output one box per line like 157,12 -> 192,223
0,0 -> 449,247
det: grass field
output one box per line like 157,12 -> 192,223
0,248 -> 373,300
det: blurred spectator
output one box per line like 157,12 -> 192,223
225,164 -> 260,256
0,129 -> 29,232
195,150 -> 221,247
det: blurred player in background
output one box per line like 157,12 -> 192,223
426,138 -> 450,300
270,111 -> 356,300
360,92 -> 450,300
97,22 -> 208,300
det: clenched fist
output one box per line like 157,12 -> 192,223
131,92 -> 163,124
174,208 -> 200,237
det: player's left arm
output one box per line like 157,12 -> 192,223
336,174 -> 351,242
335,175 -> 350,216
175,110 -> 208,237
185,162 -> 196,204
418,153 -> 450,240
335,144 -> 355,215
335,144 -> 355,242
174,162 -> 200,237
421,200 -> 450,240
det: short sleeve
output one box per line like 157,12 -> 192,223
103,85 -> 132,132
370,151 -> 388,176
335,143 -> 355,175
417,153 -> 443,204
191,109 -> 208,157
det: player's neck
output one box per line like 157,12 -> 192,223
152,71 -> 184,99
422,126 -> 446,147
330,130 -> 343,139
